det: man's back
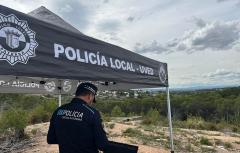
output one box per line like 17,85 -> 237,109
47,98 -> 108,153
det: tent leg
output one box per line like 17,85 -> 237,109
58,80 -> 62,107
166,87 -> 174,153
58,94 -> 62,107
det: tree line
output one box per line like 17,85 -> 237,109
0,86 -> 239,139
95,87 -> 240,125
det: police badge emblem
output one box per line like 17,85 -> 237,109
0,14 -> 38,65
44,81 -> 56,92
159,64 -> 167,84
63,80 -> 72,92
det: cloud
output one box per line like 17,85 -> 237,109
217,0 -> 229,2
50,0 -> 96,31
127,16 -> 135,22
170,69 -> 240,88
202,69 -> 240,81
94,19 -> 122,42
101,32 -> 122,42
97,19 -> 121,32
193,17 -> 207,28
217,0 -> 240,6
168,19 -> 240,52
134,18 -> 240,54
103,0 -> 109,3
217,0 -> 240,3
59,4 -> 73,13
134,40 -> 171,54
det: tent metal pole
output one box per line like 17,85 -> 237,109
58,94 -> 62,107
166,87 -> 174,153
58,80 -> 62,107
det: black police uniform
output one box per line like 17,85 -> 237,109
47,98 -> 108,153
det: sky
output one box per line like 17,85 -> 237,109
0,0 -> 239,89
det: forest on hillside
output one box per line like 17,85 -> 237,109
96,87 -> 240,125
0,86 -> 239,139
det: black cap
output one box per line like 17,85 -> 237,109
75,82 -> 98,103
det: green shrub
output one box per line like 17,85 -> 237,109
0,108 -> 29,139
44,100 -> 58,113
205,122 -> 218,131
31,128 -> 38,135
123,128 -> 142,137
30,105 -> 47,124
111,105 -> 125,117
224,142 -> 232,149
142,108 -> 160,125
200,137 -> 213,146
142,118 -> 152,125
30,106 -> 49,124
186,116 -> 205,129
231,125 -> 239,133
127,112 -> 136,117
29,100 -> 57,124
109,123 -> 115,129
101,113 -> 111,122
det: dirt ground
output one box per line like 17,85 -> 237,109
22,122 -> 169,153
2,119 -> 240,153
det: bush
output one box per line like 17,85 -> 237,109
43,99 -> 58,114
123,128 -> 142,137
29,100 -> 57,124
224,142 -> 232,149
101,112 -> 111,122
231,125 -> 239,133
127,112 -> 136,117
111,105 -> 125,117
186,116 -> 205,129
30,105 -> 48,124
0,108 -> 29,139
31,128 -> 38,135
109,123 -> 115,129
200,137 -> 213,146
142,118 -> 152,125
142,108 -> 160,125
204,122 -> 218,131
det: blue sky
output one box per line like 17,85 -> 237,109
1,0 -> 239,88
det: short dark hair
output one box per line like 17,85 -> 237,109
76,90 -> 93,97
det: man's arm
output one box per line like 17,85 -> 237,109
47,111 -> 58,144
93,111 -> 108,151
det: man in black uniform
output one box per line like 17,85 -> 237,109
47,82 -> 109,153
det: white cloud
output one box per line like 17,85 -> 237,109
134,19 -> 240,54
59,4 -> 73,13
203,69 -> 240,79
217,0 -> 240,6
169,68 -> 240,88
134,40 -> 171,54
193,17 -> 207,28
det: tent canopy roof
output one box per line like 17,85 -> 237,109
0,5 -> 168,94
28,6 -> 84,35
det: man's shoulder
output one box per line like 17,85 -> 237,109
81,103 -> 99,115
56,103 -> 70,111
52,103 -> 70,114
